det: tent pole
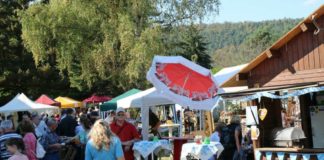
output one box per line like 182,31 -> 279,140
141,107 -> 150,140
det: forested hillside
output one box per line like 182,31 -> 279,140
201,19 -> 301,70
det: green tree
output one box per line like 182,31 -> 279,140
0,0 -> 38,103
0,0 -> 85,104
19,0 -> 220,94
208,19 -> 300,68
246,26 -> 274,53
175,25 -> 212,68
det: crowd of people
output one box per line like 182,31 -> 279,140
0,106 -> 256,160
0,107 -> 143,160
209,115 -> 254,160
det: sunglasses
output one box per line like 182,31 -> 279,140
117,113 -> 125,117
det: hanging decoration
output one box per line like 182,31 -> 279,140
259,108 -> 268,121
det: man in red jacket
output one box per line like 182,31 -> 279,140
110,108 -> 141,160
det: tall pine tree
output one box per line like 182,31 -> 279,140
176,25 -> 212,68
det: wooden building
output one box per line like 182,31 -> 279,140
220,5 -> 324,160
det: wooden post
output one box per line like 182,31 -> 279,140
253,140 -> 260,160
204,111 -> 214,136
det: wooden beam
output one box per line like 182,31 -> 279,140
300,23 -> 308,32
254,83 -> 260,88
236,73 -> 249,81
265,49 -> 272,58
271,49 -> 282,58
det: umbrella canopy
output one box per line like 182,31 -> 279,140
35,94 -> 61,106
54,97 -> 83,108
0,93 -> 58,113
117,88 -> 174,108
100,89 -> 141,111
83,94 -> 112,103
146,56 -> 219,110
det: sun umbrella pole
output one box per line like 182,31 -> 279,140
182,72 -> 191,89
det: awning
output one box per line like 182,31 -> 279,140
100,89 -> 141,111
83,94 -> 112,104
54,97 -> 83,108
0,93 -> 58,113
117,88 -> 174,108
221,83 -> 324,102
35,94 -> 61,106
220,83 -> 318,97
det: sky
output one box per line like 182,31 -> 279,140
206,0 -> 324,23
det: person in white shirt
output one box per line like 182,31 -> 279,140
31,112 -> 48,138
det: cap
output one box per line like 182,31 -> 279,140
116,107 -> 125,113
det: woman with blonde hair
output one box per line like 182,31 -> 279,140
85,119 -> 124,160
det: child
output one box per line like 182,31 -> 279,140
6,138 -> 28,160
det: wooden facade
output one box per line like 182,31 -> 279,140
221,5 -> 324,88
219,5 -> 324,160
248,15 -> 324,88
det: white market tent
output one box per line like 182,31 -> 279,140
214,64 -> 249,95
117,87 -> 174,108
213,64 -> 249,110
0,93 -> 58,113
117,87 -> 176,140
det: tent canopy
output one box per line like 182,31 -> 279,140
83,94 -> 112,103
0,93 -> 58,113
214,64 -> 248,95
100,89 -> 141,111
213,64 -> 247,87
117,88 -> 174,108
35,94 -> 61,106
54,97 -> 83,108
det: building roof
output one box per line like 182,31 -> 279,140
213,64 -> 248,86
221,5 -> 324,88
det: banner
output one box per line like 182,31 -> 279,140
255,151 -> 261,160
317,154 -> 324,160
289,153 -> 298,160
302,154 -> 310,160
246,106 -> 259,125
265,152 -> 272,160
225,86 -> 324,102
277,152 -> 284,160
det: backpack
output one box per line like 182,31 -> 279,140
35,139 -> 46,159
220,124 -> 237,150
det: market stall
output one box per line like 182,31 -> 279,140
220,5 -> 324,160
117,87 -> 176,140
54,96 -> 83,108
99,89 -> 141,117
35,94 -> 61,107
83,94 -> 111,104
0,93 -> 58,113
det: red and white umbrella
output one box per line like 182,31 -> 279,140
146,56 -> 219,110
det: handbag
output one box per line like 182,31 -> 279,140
35,139 -> 46,159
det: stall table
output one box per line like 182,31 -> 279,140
162,137 -> 194,160
133,140 -> 171,160
180,142 -> 224,160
